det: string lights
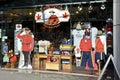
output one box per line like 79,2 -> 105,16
88,3 -> 93,11
4,0 -> 107,23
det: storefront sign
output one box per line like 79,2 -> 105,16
35,5 -> 70,28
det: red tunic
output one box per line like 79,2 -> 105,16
17,33 -> 34,51
80,37 -> 92,52
95,37 -> 104,52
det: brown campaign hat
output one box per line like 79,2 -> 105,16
24,27 -> 30,31
49,10 -> 55,13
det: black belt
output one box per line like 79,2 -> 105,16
76,57 -> 81,59
22,43 -> 30,45
82,51 -> 90,53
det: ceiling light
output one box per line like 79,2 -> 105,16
100,3 -> 106,10
29,12 -> 32,15
78,4 -> 82,11
76,11 -> 79,14
88,4 -> 93,11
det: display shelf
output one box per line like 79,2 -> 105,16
32,53 -> 72,71
61,55 -> 72,71
32,54 -> 47,70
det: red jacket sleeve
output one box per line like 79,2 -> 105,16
17,32 -> 23,39
30,37 -> 34,51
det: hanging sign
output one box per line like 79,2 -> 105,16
35,5 -> 70,28
16,24 -> 22,30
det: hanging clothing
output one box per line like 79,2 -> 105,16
71,29 -> 84,47
3,43 -> 8,54
38,40 -> 51,54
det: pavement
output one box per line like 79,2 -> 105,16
0,68 -> 99,80
0,62 -> 114,80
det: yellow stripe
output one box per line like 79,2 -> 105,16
100,52 -> 102,60
81,51 -> 83,62
91,51 -> 94,67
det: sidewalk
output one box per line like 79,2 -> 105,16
0,63 -> 114,80
0,68 -> 98,80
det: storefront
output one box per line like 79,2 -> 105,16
0,0 -> 113,78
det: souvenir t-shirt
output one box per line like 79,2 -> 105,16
38,40 -> 50,54
71,29 -> 84,47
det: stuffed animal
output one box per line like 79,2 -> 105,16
7,50 -> 17,68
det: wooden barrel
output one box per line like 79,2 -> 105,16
32,57 -> 39,70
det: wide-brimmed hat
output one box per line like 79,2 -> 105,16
97,30 -> 103,36
76,22 -> 82,29
49,10 -> 55,13
24,27 -> 30,31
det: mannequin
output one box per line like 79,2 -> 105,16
17,28 -> 34,69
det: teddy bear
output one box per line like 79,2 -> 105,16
4,50 -> 17,68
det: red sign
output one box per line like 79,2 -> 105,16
35,5 -> 70,28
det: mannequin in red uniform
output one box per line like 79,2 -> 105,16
17,28 -> 34,68
95,37 -> 105,61
80,35 -> 93,69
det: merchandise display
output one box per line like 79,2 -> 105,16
32,53 -> 72,71
31,21 -> 109,72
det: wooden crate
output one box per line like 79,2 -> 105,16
46,62 -> 60,71
46,55 -> 60,71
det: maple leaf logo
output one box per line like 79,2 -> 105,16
17,25 -> 21,28
63,12 -> 69,18
36,14 -> 41,20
